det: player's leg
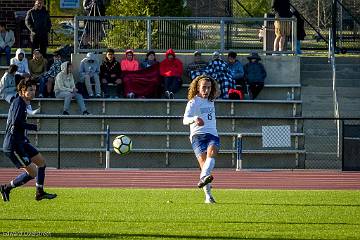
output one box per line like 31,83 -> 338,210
0,151 -> 37,202
203,135 -> 220,203
31,152 -> 57,201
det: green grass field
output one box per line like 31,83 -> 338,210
1,188 -> 360,239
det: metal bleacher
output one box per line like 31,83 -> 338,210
0,55 -> 304,169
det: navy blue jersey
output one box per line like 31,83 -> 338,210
3,95 -> 37,152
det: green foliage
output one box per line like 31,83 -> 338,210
105,0 -> 191,50
1,188 -> 360,240
233,0 -> 272,17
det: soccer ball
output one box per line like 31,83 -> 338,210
113,135 -> 132,155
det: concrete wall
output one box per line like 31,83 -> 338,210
71,53 -> 300,84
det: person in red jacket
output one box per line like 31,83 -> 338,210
120,49 -> 140,72
159,48 -> 183,99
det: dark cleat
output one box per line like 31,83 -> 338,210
205,196 -> 216,204
0,185 -> 10,202
35,191 -> 57,201
197,175 -> 214,188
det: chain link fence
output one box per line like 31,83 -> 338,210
1,116 -> 360,170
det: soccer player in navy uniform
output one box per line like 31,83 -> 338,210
1,79 -> 57,201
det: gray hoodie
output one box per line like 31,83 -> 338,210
54,61 -> 76,93
79,52 -> 100,80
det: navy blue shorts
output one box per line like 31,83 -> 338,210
5,143 -> 39,169
191,133 -> 220,158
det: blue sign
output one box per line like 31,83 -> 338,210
60,0 -> 80,9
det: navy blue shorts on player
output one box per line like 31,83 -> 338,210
4,143 -> 39,169
191,133 -> 220,158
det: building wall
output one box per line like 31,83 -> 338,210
0,0 -> 34,48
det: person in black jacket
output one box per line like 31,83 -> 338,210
100,48 -> 122,98
0,79 -> 57,202
244,52 -> 267,99
25,0 -> 52,57
291,8 -> 306,54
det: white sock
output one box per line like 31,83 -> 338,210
203,183 -> 212,199
200,157 -> 215,180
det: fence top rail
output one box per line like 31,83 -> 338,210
1,114 -> 360,121
74,16 -> 297,22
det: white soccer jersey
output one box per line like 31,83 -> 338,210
183,96 -> 218,141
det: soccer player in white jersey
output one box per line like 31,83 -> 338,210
183,75 -> 220,204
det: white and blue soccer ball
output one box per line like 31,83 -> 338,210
113,135 -> 132,155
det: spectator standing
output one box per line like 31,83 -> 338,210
187,51 -> 207,80
79,52 -> 101,98
0,65 -> 18,103
159,48 -> 183,99
40,51 -> 62,98
0,22 -> 15,66
291,8 -> 306,55
141,50 -> 158,69
25,0 -> 51,57
28,49 -> 47,97
243,52 -> 267,99
100,48 -> 122,98
121,49 -> 140,72
272,0 -> 292,54
227,51 -> 244,88
10,48 -> 30,84
54,61 -> 90,115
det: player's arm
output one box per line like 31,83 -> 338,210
13,102 -> 37,131
183,101 -> 204,126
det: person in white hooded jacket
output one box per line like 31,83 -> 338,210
10,48 -> 30,83
54,61 -> 90,115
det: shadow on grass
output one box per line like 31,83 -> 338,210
1,218 -> 359,226
32,232 -> 317,239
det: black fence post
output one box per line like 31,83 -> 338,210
57,118 -> 61,169
332,0 -> 337,51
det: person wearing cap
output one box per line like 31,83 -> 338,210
203,51 -> 234,99
244,52 -> 267,99
39,51 -> 62,98
187,51 -> 207,80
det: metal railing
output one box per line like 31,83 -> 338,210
73,16 -> 297,54
1,115 -> 360,170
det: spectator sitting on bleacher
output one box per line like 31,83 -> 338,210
54,61 -> 90,115
79,52 -> 101,98
10,48 -> 30,84
204,51 -> 235,99
187,51 -> 207,80
0,22 -> 15,66
40,51 -> 62,98
227,51 -> 244,87
141,50 -> 158,69
28,49 -> 47,97
121,49 -> 140,72
0,64 -> 17,103
244,52 -> 267,99
160,48 -> 183,99
0,66 -> 40,114
100,48 -> 122,98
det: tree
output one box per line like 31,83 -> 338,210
105,0 -> 192,50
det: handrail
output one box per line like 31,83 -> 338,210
328,27 -> 340,157
289,3 -> 328,44
335,0 -> 360,26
